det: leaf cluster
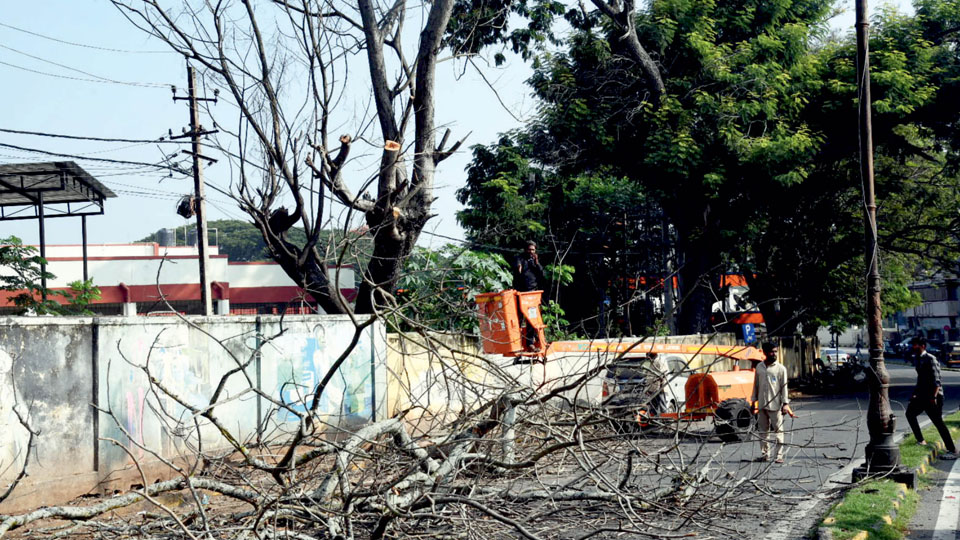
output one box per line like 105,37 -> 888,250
0,236 -> 102,316
394,245 -> 514,333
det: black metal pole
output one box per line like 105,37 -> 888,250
853,0 -> 903,479
38,192 -> 46,301
82,215 -> 89,283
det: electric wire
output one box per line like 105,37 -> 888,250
0,142 -> 189,174
0,21 -> 173,54
0,127 -> 185,145
0,43 -> 172,87
0,59 -> 169,88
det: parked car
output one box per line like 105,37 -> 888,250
816,348 -> 868,389
820,348 -> 857,367
940,342 -> 960,367
893,338 -> 913,355
602,355 -> 689,424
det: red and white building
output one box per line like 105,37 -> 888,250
0,243 -> 356,316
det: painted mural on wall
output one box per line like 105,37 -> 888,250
269,323 -> 375,425
100,325 -> 218,467
97,318 -> 382,469
0,316 -> 385,511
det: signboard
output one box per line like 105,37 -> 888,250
742,323 -> 756,344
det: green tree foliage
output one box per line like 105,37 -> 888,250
0,236 -> 101,315
462,0 -> 835,334
460,0 -> 960,336
738,3 -> 960,334
395,245 -> 514,332
446,0 -> 566,65
458,137 -> 669,336
394,244 -> 579,339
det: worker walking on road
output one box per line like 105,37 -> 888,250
751,342 -> 790,463
906,336 -> 957,459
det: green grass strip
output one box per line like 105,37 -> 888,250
826,480 -> 917,540
822,411 -> 960,540
899,411 -> 960,468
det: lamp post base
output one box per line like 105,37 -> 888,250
852,464 -> 916,489
851,431 -> 915,488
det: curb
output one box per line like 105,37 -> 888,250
819,483 -> 909,540
815,412 -> 959,540
916,441 -> 944,476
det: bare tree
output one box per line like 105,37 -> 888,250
112,0 -> 467,315
0,305 -> 859,540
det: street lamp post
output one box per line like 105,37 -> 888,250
851,0 -> 915,486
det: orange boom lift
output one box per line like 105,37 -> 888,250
476,290 -> 767,440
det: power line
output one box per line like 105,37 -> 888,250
0,21 -> 173,54
0,43 -> 172,87
0,141 -> 189,174
0,127 -> 184,145
0,59 -> 168,88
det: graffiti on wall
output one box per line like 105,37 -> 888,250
102,328 -> 214,463
274,324 -> 374,423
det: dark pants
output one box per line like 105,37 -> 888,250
906,394 -> 956,453
649,390 -> 667,416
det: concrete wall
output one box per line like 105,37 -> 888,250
0,315 -> 386,513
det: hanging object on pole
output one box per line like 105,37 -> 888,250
176,195 -> 196,218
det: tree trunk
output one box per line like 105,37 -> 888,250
355,215 -> 416,314
674,230 -> 720,335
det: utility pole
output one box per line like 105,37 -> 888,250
172,64 -> 218,316
851,0 -> 914,486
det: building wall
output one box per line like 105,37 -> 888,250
902,277 -> 960,341
0,315 -> 386,513
0,242 -> 357,313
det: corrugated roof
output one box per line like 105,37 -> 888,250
0,161 -> 116,207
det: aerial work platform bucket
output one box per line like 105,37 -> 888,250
476,290 -> 547,355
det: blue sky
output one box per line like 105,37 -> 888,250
0,0 -> 911,248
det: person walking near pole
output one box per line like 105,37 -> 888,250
906,336 -> 957,459
751,342 -> 791,463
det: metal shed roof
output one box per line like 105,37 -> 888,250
0,161 -> 116,220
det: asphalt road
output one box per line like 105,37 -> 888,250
643,358 -> 960,539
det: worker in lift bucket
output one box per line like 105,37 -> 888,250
513,240 -> 544,293
513,240 -> 545,350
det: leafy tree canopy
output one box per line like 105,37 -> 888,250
459,0 -> 960,336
